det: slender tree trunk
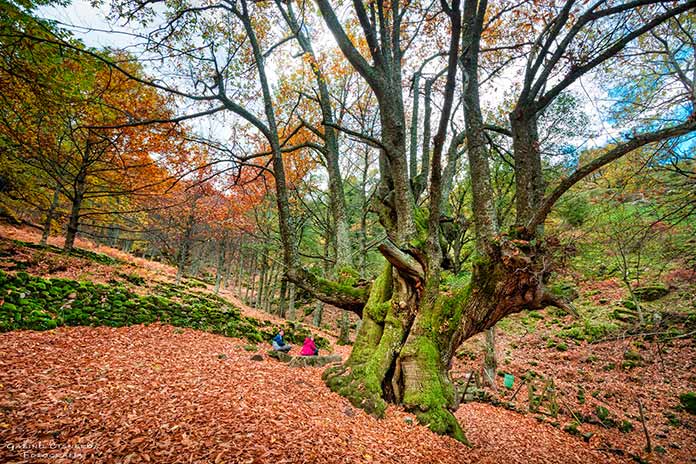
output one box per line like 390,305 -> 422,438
64,170 -> 86,251
264,261 -> 279,313
108,223 -> 120,248
189,244 -> 202,278
278,2 -> 352,269
337,312 -> 351,345
483,326 -> 498,390
223,238 -> 235,289
40,185 -> 61,246
214,237 -> 226,295
441,131 -> 466,211
238,2 -> 298,284
409,71 -> 421,182
255,254 -> 267,308
236,246 -> 245,295
412,76 -> 433,198
246,253 -> 256,305
287,283 -> 296,321
359,145 -> 370,278
278,278 -> 288,318
313,301 -> 324,327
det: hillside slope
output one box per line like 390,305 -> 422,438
1,225 -> 693,463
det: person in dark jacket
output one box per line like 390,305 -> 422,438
272,329 -> 291,352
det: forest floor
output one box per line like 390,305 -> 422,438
0,325 -> 624,464
0,224 -> 694,463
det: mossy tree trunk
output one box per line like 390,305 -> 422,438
324,238 -> 564,442
313,301 -> 324,327
278,278 -> 288,318
287,283 -> 296,321
282,0 -> 693,446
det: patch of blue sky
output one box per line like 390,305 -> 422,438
665,131 -> 696,163
674,46 -> 693,63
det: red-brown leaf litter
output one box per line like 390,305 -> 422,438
1,325 -> 627,464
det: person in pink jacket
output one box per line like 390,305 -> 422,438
300,336 -> 319,356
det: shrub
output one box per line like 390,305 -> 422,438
557,194 -> 591,227
679,392 -> 696,414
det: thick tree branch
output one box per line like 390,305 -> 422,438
540,292 -> 580,318
483,124 -> 512,137
286,268 -> 369,316
378,239 -> 425,281
527,118 -> 696,232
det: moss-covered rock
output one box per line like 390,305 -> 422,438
633,284 -> 669,302
549,282 -> 580,301
612,306 -> 637,322
0,270 -> 265,343
559,319 -> 619,342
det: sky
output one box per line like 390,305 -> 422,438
40,0 -> 136,49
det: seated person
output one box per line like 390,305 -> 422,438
272,329 -> 291,352
299,336 -> 319,356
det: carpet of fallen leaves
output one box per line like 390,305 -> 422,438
455,323 -> 696,464
0,325 -> 625,464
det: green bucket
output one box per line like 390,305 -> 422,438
503,373 -> 514,389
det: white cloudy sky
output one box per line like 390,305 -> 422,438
40,0 -> 137,49
37,0 -> 622,159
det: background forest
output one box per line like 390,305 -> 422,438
0,0 -> 695,462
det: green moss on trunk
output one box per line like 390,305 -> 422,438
324,264 -> 396,417
398,281 -> 470,444
345,264 -> 393,365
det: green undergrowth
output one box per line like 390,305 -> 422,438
0,270 -> 329,348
